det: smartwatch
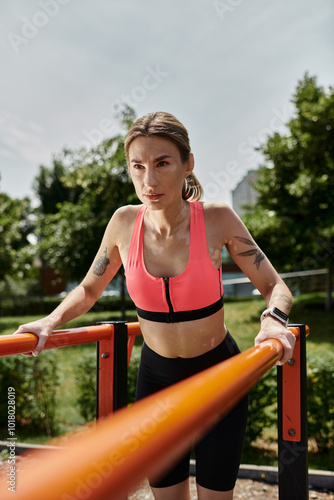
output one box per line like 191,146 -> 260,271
260,307 -> 289,327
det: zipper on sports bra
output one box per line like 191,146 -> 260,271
163,277 -> 174,322
218,266 -> 222,297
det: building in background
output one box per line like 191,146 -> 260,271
232,169 -> 259,217
221,169 -> 260,296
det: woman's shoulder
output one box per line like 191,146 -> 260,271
102,205 -> 144,250
105,205 -> 143,240
201,201 -> 235,218
200,202 -> 241,239
112,204 -> 144,223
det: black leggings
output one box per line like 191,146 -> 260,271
136,331 -> 248,492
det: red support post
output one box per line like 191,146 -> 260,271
96,321 -> 128,420
96,328 -> 115,419
282,330 -> 301,442
277,324 -> 308,500
96,323 -> 115,419
126,321 -> 142,367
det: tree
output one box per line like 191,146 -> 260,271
242,74 -> 334,308
35,107 -> 138,285
0,191 -> 36,289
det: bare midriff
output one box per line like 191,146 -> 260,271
138,307 -> 226,358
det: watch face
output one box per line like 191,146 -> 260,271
273,307 -> 288,321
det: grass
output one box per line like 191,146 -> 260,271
0,309 -> 138,336
224,292 -> 334,354
1,292 -> 332,351
0,293 -> 333,468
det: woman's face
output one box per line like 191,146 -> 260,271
128,136 -> 194,209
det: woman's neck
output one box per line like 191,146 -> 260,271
145,199 -> 191,238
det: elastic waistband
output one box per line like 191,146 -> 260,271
136,296 -> 224,323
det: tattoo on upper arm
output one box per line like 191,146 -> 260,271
93,247 -> 110,276
234,236 -> 265,270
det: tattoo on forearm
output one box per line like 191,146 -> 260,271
93,247 -> 110,276
234,236 -> 265,270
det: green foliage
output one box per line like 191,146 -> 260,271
307,350 -> 334,452
245,351 -> 334,454
245,367 -> 277,447
75,352 -> 96,422
0,193 -> 37,285
243,73 -> 334,275
127,346 -> 141,404
0,295 -> 136,317
75,345 -> 141,423
34,107 -> 138,283
0,351 -> 59,437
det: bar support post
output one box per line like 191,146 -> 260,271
96,321 -> 128,419
277,324 -> 308,500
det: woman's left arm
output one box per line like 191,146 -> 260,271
219,204 -> 295,365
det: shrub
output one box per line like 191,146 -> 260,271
245,351 -> 334,452
0,351 -> 59,437
75,352 -> 96,422
307,351 -> 334,452
75,346 -> 141,422
127,346 -> 141,404
0,295 -> 135,317
244,367 -> 277,446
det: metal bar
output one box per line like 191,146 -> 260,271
111,322 -> 129,500
278,324 -> 309,500
112,322 -> 128,412
1,333 -> 297,500
125,322 -> 141,336
0,324 -> 114,357
126,322 -> 142,368
96,340 -> 100,420
223,269 -> 328,286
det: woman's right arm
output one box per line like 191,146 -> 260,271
14,207 -> 127,356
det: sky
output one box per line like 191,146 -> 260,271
1,0 -> 333,206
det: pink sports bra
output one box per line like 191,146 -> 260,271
125,201 -> 224,323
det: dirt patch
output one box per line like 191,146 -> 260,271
129,477 -> 333,500
1,454 -> 332,499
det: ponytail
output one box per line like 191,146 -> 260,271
182,173 -> 203,201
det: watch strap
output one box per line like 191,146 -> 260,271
260,307 -> 289,327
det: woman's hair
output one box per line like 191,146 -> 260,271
124,112 -> 203,201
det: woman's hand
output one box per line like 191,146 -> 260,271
13,316 -> 58,357
254,317 -> 296,365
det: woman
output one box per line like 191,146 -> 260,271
15,112 -> 295,500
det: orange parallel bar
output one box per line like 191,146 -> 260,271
126,322 -> 141,336
131,324 -> 300,340
1,329 -> 299,500
0,324 -> 114,357
126,322 -> 141,366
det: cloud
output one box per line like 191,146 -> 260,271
0,0 -> 333,202
0,109 -> 50,164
